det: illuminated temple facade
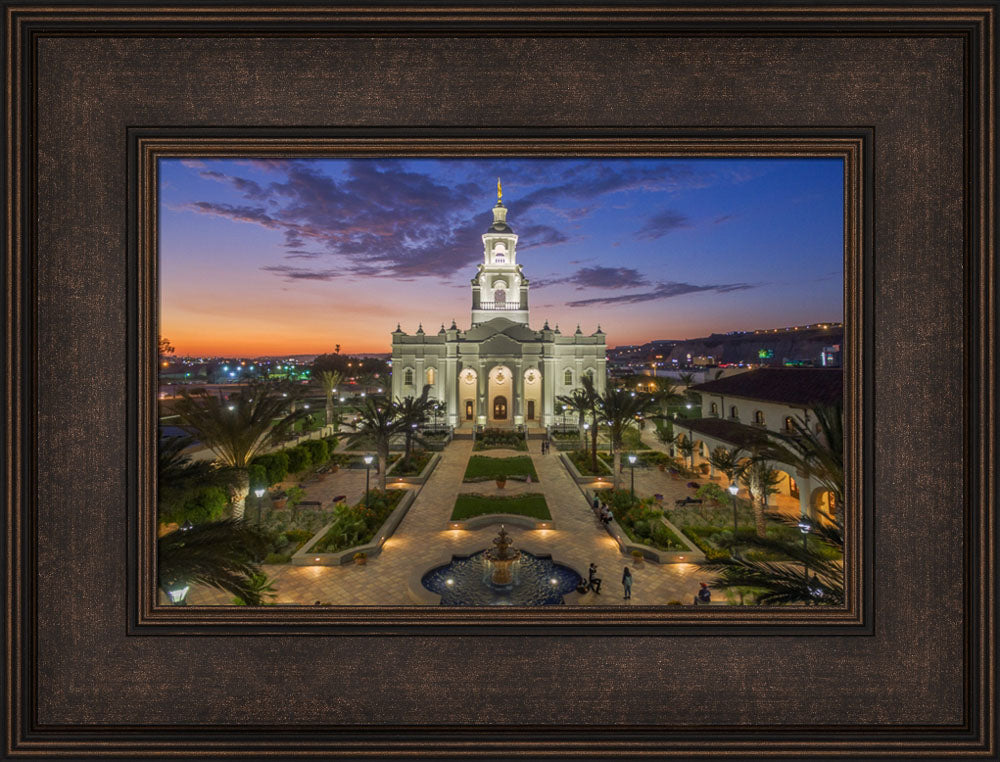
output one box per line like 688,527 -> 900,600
391,186 -> 606,428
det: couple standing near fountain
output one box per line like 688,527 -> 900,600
578,563 -> 633,600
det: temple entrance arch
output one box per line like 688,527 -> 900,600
459,367 -> 477,426
523,367 -> 542,425
487,365 -> 513,425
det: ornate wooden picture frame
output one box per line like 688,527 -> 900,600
3,4 -> 995,759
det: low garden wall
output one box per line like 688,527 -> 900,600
446,513 -> 554,531
292,487 -> 419,566
560,452 -> 613,484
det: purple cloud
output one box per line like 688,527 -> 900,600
565,280 -> 756,307
634,209 -> 692,240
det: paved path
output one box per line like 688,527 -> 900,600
185,436 -> 706,606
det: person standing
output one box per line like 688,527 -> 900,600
588,563 -> 602,594
621,566 -> 633,600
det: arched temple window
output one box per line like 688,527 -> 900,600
754,410 -> 765,425
426,367 -> 436,385
729,405 -> 739,420
710,402 -> 719,415
563,369 -> 573,386
403,368 -> 414,386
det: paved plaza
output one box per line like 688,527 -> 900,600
185,431 -> 718,606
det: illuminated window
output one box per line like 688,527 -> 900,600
784,416 -> 795,431
710,402 -> 718,415
426,367 -> 436,385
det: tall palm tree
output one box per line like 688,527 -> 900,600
708,445 -> 747,488
344,396 -> 408,490
580,375 -> 602,472
655,419 -> 677,455
316,369 -> 344,428
172,383 -> 304,519
654,383 -> 685,416
697,510 -> 844,605
740,453 -> 782,536
158,519 -> 272,605
556,388 -> 591,450
395,385 -> 434,460
769,404 -> 844,521
596,387 -> 660,491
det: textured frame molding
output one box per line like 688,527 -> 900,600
3,3 -> 996,759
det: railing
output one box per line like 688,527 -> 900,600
477,301 -> 521,310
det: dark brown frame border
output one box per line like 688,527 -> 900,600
130,130 -> 869,633
4,3 -> 996,759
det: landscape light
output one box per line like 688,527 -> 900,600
227,405 -> 235,411
728,483 -> 739,496
167,586 -> 189,605
254,487 -> 265,499
304,404 -> 310,409
628,454 -> 637,465
798,520 -> 812,534
686,403 -> 693,409
363,454 -> 374,466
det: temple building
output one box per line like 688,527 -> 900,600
390,183 -> 606,428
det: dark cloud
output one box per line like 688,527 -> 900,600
260,265 -> 340,281
713,213 -> 737,225
180,158 -> 719,282
634,209 -> 692,240
565,280 -> 756,307
535,266 -> 648,291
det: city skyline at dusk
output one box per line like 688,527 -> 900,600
159,157 -> 844,356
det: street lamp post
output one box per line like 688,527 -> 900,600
363,454 -> 374,507
253,487 -> 266,525
728,482 -> 740,549
798,519 -> 812,596
628,453 -> 637,500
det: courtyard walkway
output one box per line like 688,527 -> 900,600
185,434 -> 707,606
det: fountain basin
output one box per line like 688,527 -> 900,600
421,550 -> 582,606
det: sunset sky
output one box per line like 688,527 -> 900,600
159,157 -> 844,356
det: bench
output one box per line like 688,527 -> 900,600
675,497 -> 703,507
331,495 -> 347,504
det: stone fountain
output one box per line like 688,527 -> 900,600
482,524 -> 521,586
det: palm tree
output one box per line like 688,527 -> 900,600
655,418 -> 677,454
158,519 -> 273,604
676,437 -> 696,469
396,385 -> 434,461
556,388 -> 591,450
697,510 -> 844,605
596,387 -> 660,491
654,383 -> 685,416
172,383 -> 304,519
708,445 -> 746,488
344,396 -> 408,490
580,375 -> 602,472
316,369 -> 344,428
769,404 -> 844,521
740,453 -> 782,536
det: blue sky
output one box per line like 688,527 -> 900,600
159,157 -> 843,355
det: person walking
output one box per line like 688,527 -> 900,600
621,566 -> 633,600
588,563 -> 602,594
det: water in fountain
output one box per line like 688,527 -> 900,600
421,525 -> 582,606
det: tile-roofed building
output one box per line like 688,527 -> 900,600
688,367 -> 842,408
673,367 -> 843,519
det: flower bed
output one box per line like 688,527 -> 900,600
450,493 -> 551,521
596,489 -> 687,551
473,428 -> 527,451
390,449 -> 433,476
463,455 -> 538,482
567,448 -> 612,476
310,489 -> 407,554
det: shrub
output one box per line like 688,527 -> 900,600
695,482 -> 729,505
253,451 -> 289,485
285,445 -> 312,474
284,528 -> 313,544
632,519 -> 650,538
263,552 -> 291,565
301,438 -> 329,466
285,486 -> 306,510
248,463 -> 268,490
161,485 -> 229,525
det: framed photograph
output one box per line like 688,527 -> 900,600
4,3 -> 995,759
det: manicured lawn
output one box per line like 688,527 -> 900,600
463,455 -> 538,482
451,493 -> 551,521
